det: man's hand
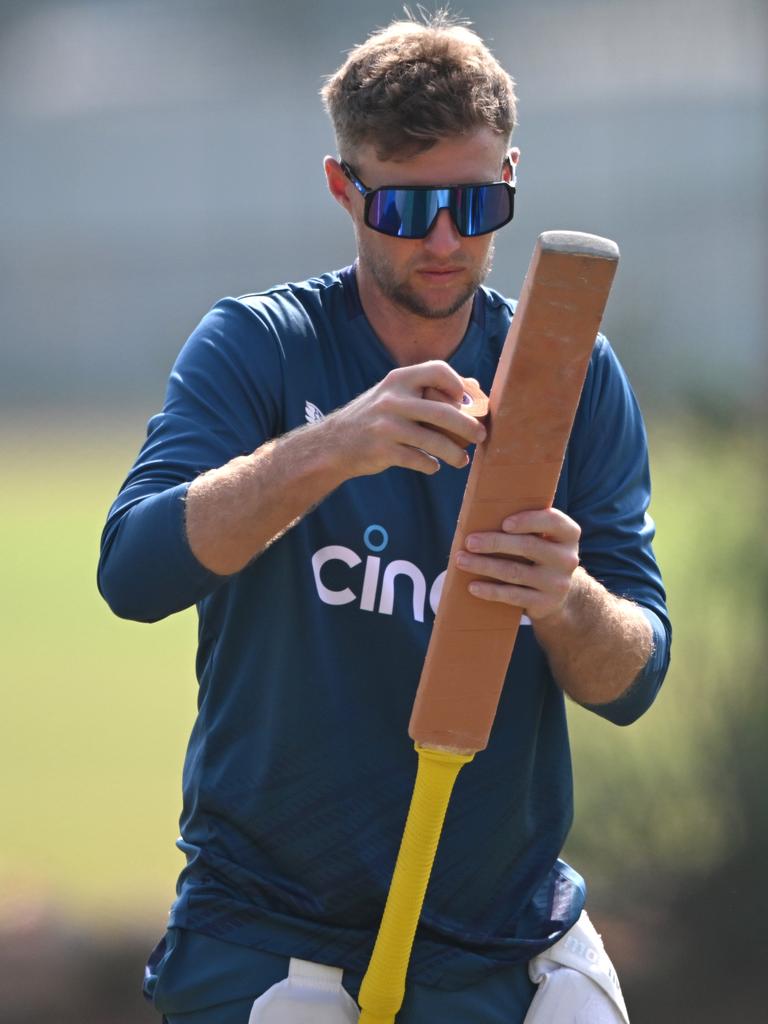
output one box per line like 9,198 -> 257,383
321,361 -> 487,478
186,361 -> 485,576
455,508 -> 581,620
455,506 -> 653,706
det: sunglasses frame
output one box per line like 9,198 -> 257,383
340,159 -> 517,239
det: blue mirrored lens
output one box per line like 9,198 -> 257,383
454,185 -> 512,236
367,184 -> 512,238
368,189 -> 443,237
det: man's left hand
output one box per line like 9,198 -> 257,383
455,508 -> 581,621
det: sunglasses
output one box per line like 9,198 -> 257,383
340,159 -> 516,239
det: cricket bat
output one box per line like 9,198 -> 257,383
357,231 -> 620,1024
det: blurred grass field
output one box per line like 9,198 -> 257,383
1,416 -> 764,935
1,420 -> 197,930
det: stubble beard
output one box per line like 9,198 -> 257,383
358,237 -> 496,320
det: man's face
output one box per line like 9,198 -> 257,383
348,130 -> 513,320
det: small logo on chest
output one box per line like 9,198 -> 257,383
305,400 -> 325,425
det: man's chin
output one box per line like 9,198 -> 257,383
390,283 -> 477,320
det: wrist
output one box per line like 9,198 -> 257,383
311,409 -> 371,485
531,567 -> 590,637
279,418 -> 352,494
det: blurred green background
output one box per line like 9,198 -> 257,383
1,1 -> 766,1021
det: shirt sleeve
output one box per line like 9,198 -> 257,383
97,297 -> 284,622
565,336 -> 671,725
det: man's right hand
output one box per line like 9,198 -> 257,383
186,361 -> 485,575
321,360 -> 487,478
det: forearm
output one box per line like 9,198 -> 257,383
186,422 -> 347,575
187,361 -> 487,575
100,359 -> 486,617
532,567 -> 654,705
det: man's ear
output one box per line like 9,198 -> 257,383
504,147 -> 521,182
324,156 -> 354,213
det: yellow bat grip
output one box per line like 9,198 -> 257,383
357,744 -> 474,1024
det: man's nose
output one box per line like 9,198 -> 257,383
423,208 -> 462,256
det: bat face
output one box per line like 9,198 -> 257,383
409,231 -> 620,754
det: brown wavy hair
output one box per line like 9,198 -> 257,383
321,9 -> 517,161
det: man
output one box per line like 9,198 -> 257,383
99,13 -> 670,1024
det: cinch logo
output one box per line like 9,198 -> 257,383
311,524 -> 445,624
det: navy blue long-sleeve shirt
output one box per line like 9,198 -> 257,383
99,266 -> 670,988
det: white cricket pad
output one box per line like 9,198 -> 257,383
525,912 -> 629,1024
247,957 -> 360,1024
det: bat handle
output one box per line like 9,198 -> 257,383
358,744 -> 474,1024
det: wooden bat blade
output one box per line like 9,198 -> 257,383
409,231 -> 620,754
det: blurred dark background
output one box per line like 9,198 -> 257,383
1,1 -> 766,1021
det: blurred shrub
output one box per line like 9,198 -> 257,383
565,417 -> 766,900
